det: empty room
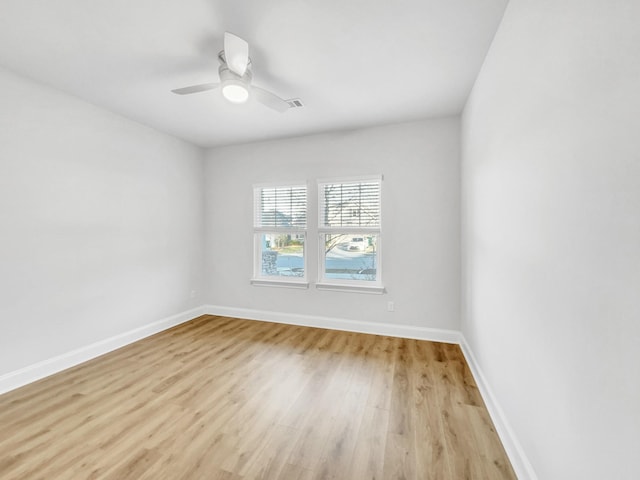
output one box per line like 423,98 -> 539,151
1,1 -> 638,479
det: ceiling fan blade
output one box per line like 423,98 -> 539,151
224,32 -> 249,77
171,83 -> 219,95
253,86 -> 290,113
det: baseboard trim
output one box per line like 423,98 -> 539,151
205,304 -> 462,344
459,337 -> 538,480
0,305 -> 208,396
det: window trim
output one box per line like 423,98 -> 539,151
251,278 -> 309,289
315,282 -> 385,294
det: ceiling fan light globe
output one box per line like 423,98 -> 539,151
222,83 -> 249,103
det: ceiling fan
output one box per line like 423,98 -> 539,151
171,32 -> 296,113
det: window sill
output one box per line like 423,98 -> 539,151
315,283 -> 386,295
250,279 -> 309,289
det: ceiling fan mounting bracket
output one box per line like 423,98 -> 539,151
219,64 -> 252,84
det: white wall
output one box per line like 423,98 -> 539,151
0,66 -> 205,377
462,1 -> 640,478
205,118 -> 461,331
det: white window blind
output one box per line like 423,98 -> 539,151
319,179 -> 381,229
254,185 -> 307,229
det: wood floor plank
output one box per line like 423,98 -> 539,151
347,405 -> 389,480
241,425 -> 300,479
411,341 -> 450,480
0,315 -> 515,479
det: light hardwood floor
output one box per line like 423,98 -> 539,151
0,316 -> 516,479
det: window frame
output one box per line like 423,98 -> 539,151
316,175 -> 384,294
251,182 -> 309,289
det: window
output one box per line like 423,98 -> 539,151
252,183 -> 308,288
317,176 -> 383,292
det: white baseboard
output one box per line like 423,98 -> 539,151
0,305 -> 208,396
459,337 -> 538,480
204,304 -> 463,344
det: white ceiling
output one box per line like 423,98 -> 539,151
0,0 -> 508,148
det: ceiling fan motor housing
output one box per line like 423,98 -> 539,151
219,64 -> 252,103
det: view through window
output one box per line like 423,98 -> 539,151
253,177 -> 382,288
318,177 -> 382,284
253,184 -> 307,280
